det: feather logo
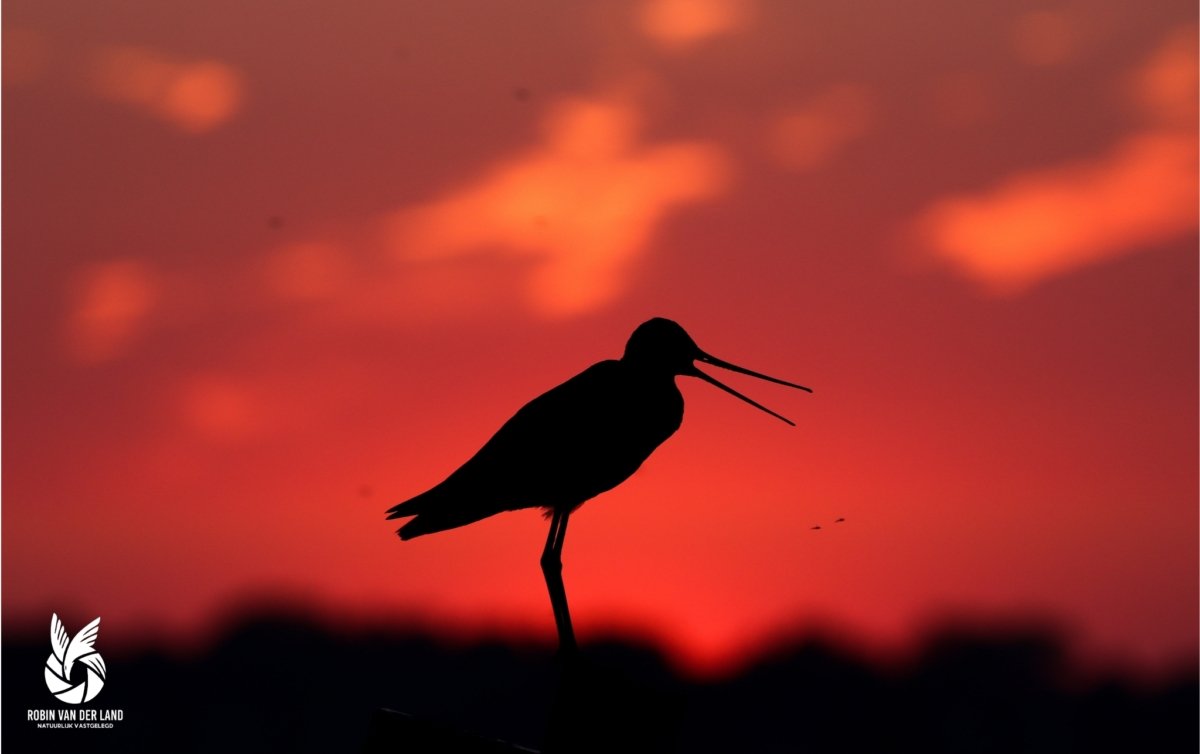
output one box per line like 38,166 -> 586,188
44,614 -> 106,704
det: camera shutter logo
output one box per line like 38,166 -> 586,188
44,614 -> 106,704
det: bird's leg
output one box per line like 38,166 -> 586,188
541,509 -> 577,654
552,507 -> 569,558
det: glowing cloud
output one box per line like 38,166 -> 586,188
767,84 -> 875,171
637,0 -> 753,51
65,260 -> 158,363
920,133 -> 1197,292
919,28 -> 1198,293
387,96 -> 730,316
89,46 -> 244,133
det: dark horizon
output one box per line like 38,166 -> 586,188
6,595 -> 1196,685
4,608 -> 1196,752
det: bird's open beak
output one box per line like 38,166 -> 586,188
686,352 -> 812,426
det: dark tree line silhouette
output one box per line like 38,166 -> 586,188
2,609 -> 1195,752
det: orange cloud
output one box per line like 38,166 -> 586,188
636,0 -> 753,51
65,260 -> 159,363
767,84 -> 875,171
920,132 -> 1197,292
919,27 -> 1198,293
89,46 -> 244,133
386,96 -> 731,316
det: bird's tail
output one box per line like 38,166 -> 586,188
387,490 -> 495,540
384,496 -> 425,521
395,509 -> 492,540
385,491 -> 434,540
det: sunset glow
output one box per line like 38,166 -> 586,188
4,0 -> 1196,681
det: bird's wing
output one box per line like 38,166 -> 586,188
443,361 -> 645,506
394,361 -> 632,521
63,617 -> 101,679
50,614 -> 69,663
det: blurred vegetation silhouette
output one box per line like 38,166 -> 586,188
3,609 -> 1196,753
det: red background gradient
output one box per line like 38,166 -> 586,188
4,0 -> 1196,677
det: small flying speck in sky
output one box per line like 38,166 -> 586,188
835,517 -> 845,523
811,525 -> 821,530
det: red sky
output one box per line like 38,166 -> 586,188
4,0 -> 1197,676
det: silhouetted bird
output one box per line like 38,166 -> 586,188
387,318 -> 811,652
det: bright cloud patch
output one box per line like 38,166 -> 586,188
921,132 -> 1196,293
89,46 -> 245,133
919,27 -> 1198,294
636,0 -> 753,51
386,96 -> 731,317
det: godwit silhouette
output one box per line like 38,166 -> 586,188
387,318 -> 810,652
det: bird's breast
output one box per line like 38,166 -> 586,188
577,373 -> 683,485
530,367 -> 683,509
617,377 -> 684,447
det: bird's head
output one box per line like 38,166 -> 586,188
623,318 -> 812,425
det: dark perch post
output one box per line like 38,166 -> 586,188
541,651 -> 686,753
363,709 -> 538,753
